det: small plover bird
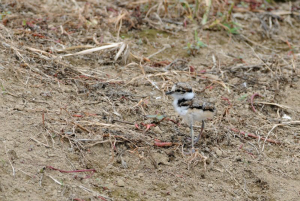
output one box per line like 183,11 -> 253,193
166,82 -> 216,152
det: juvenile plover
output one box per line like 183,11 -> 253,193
166,82 -> 216,152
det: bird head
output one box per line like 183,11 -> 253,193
165,83 -> 194,100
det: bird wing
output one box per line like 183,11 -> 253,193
179,99 -> 215,112
201,102 -> 215,112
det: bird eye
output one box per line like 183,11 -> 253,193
175,89 -> 181,92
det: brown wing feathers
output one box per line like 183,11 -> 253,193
178,99 -> 215,112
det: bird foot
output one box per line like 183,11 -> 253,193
182,148 -> 208,170
185,136 -> 201,144
183,147 -> 196,155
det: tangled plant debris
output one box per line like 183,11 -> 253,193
0,0 -> 300,200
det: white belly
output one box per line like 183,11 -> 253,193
175,106 -> 188,116
182,109 -> 215,126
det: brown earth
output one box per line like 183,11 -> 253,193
0,0 -> 300,201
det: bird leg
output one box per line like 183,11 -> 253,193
194,120 -> 204,144
190,124 -> 195,153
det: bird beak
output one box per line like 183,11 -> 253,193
165,91 -> 174,95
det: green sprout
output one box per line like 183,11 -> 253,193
184,30 -> 207,56
222,21 -> 241,34
0,11 -> 11,20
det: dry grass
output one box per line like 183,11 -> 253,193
0,0 -> 300,200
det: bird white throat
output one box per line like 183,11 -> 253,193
172,92 -> 194,116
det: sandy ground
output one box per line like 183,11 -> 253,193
0,0 -> 300,200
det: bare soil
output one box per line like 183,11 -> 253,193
0,1 -> 300,201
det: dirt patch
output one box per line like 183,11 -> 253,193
0,0 -> 300,200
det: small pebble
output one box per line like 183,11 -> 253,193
153,126 -> 162,134
215,149 -> 222,157
106,183 -> 114,189
235,157 -> 242,162
106,164 -> 113,170
19,187 -> 26,192
117,179 -> 125,187
229,117 -> 238,124
204,147 -> 210,152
